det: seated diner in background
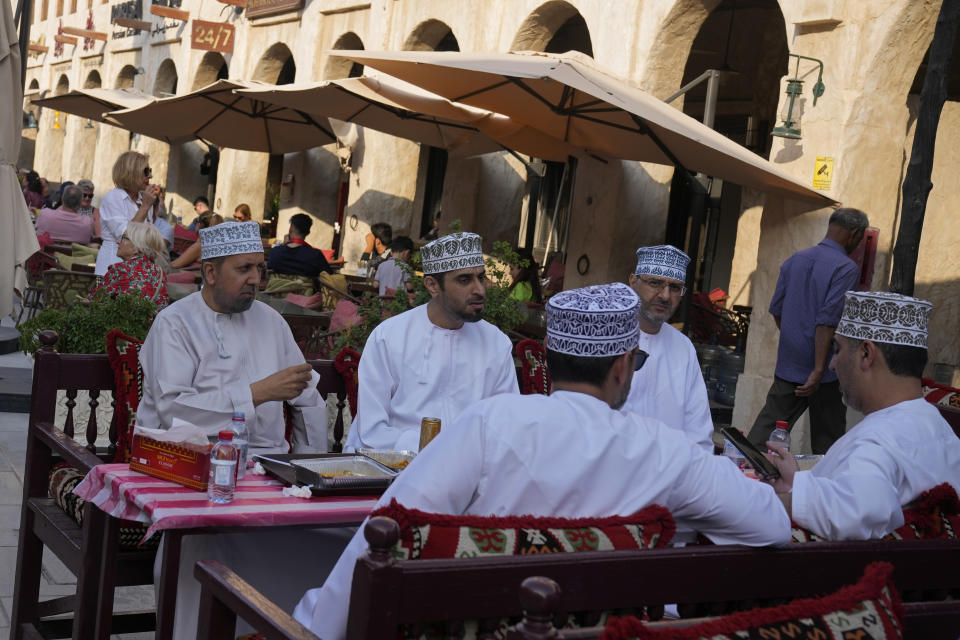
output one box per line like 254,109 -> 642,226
358,221 -> 392,277
233,202 -> 252,222
508,246 -> 543,304
33,185 -> 95,245
267,213 -> 333,277
170,214 -> 223,269
22,170 -> 48,210
88,221 -> 169,310
75,178 -> 101,238
764,291 -> 960,540
295,282 -> 791,640
374,235 -> 413,296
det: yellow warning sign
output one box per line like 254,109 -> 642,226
813,156 -> 834,190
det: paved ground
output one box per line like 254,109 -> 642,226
0,335 -> 154,639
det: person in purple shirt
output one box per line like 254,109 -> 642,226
748,208 -> 869,454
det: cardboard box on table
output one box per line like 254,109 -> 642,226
129,434 -> 213,491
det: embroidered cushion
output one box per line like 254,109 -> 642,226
922,377 -> 960,408
48,462 -> 160,551
791,483 -> 960,543
371,499 -> 675,561
105,329 -> 144,463
600,562 -> 904,640
515,338 -> 551,396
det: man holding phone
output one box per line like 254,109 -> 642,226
763,291 -> 960,540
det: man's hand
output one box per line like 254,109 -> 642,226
250,363 -> 313,406
763,442 -> 797,494
795,369 -> 823,397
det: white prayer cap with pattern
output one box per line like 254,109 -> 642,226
200,221 -> 263,261
634,245 -> 690,282
835,291 -> 932,348
420,232 -> 484,275
546,282 -> 640,357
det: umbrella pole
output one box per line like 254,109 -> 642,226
16,0 -> 33,89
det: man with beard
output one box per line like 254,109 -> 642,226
764,291 -> 960,540
295,283 -> 791,640
137,221 -> 327,452
345,231 -> 519,451
620,245 -> 714,451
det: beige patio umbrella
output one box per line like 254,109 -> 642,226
331,50 -> 835,205
0,0 -> 40,318
235,75 -> 583,162
32,87 -> 153,123
104,79 -> 337,153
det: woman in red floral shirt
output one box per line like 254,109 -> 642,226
89,221 -> 170,309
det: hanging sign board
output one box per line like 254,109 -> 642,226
813,156 -> 833,190
245,0 -> 302,19
191,20 -> 235,53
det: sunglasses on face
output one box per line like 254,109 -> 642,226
82,192 -> 93,198
143,167 -> 152,178
633,348 -> 649,371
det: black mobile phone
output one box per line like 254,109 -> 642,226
720,427 -> 781,481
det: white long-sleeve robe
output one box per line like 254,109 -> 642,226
621,324 -> 714,451
296,390 -> 791,639
137,291 -> 327,453
95,187 -> 153,275
792,397 -> 960,540
344,303 -> 519,451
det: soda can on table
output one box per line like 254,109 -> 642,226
419,417 -> 442,451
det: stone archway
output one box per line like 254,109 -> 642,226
192,51 -> 228,90
115,65 -> 137,89
83,70 -> 101,89
404,19 -> 459,52
323,32 -> 364,80
54,74 -> 69,96
510,0 -> 593,56
153,58 -> 178,97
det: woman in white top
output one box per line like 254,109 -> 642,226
94,151 -> 160,275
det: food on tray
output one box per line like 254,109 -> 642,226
319,470 -> 360,478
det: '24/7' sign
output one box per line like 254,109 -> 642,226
191,20 -> 234,53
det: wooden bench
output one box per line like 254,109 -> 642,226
11,331 -> 157,640
193,516 -> 960,640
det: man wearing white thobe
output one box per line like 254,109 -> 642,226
345,232 -> 518,452
296,283 -> 791,640
138,222 -> 349,640
766,291 -> 960,540
621,245 -> 714,451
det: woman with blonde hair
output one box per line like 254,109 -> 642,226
95,151 -> 161,276
89,221 -> 170,309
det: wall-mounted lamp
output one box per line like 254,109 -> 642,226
771,54 -> 826,140
52,110 -> 63,130
26,110 -> 38,129
133,66 -> 145,75
85,118 -> 95,129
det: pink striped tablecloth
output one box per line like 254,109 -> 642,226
74,464 -> 380,540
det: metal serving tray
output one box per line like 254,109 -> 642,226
355,448 -> 416,472
253,453 -> 396,496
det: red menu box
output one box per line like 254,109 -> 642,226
129,434 -> 213,491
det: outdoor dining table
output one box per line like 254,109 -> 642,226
73,463 -> 380,639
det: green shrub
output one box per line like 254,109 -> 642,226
18,291 -> 157,355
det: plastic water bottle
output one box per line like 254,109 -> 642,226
208,430 -> 238,504
231,412 -> 249,480
770,420 -> 791,452
722,438 -> 745,469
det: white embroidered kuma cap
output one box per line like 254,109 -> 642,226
835,291 -> 932,348
420,232 -> 484,275
546,282 -> 640,357
200,221 -> 263,260
634,245 -> 690,282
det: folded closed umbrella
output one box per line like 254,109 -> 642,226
331,49 -> 834,205
0,0 -> 40,317
33,87 -> 153,122
104,79 -> 337,154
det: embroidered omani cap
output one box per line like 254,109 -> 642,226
200,221 -> 263,260
835,291 -> 932,348
634,245 -> 690,282
546,282 -> 640,357
420,232 -> 484,275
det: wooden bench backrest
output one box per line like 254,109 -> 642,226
307,359 -> 348,452
345,517 -> 960,639
29,330 -> 119,469
937,403 -> 960,440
